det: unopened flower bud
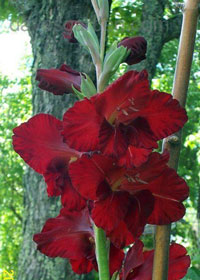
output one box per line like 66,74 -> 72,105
118,36 -> 147,65
36,64 -> 81,95
64,20 -> 86,43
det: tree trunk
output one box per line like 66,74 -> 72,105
14,1 -> 97,279
132,0 -> 182,81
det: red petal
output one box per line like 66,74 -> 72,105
128,117 -> 158,149
124,243 -> 190,280
69,154 -> 115,200
121,152 -> 169,193
70,258 -> 94,274
99,120 -> 128,157
145,91 -> 188,139
43,157 -> 69,196
122,240 -> 144,280
61,178 -> 86,210
109,245 -> 125,276
120,90 -> 188,140
118,145 -> 151,168
107,221 -> 134,249
95,70 -> 149,121
125,191 -> 154,238
62,98 -> 102,151
92,192 -> 130,231
13,114 -> 79,174
168,243 -> 191,280
33,208 -> 94,259
147,168 -> 189,224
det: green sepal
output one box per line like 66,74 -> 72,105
87,21 -> 100,53
72,85 -> 85,100
98,44 -> 129,91
104,41 -> 118,66
103,45 -> 129,75
111,271 -> 120,280
81,74 -> 97,97
73,23 -> 100,66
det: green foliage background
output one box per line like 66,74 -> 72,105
0,0 -> 199,279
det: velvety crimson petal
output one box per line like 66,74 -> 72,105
94,70 -> 149,121
122,240 -> 144,280
62,98 -> 103,151
107,221 -> 134,249
110,245 -> 125,276
70,258 -> 94,274
61,178 -> 86,210
33,208 -> 94,259
121,152 -> 169,193
13,114 -> 79,174
69,154 -> 115,200
125,191 -> 154,238
146,91 -> 188,139
118,145 -> 151,168
123,243 -> 190,280
43,157 -> 69,196
36,64 -> 81,95
128,118 -> 158,149
168,243 -> 191,280
92,191 -> 130,231
99,120 -> 128,157
147,168 -> 189,224
119,90 -> 188,140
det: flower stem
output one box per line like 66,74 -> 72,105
94,225 -> 110,280
100,20 -> 107,64
152,1 -> 199,279
93,2 -> 110,279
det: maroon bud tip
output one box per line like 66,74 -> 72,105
63,20 -> 87,43
118,36 -> 147,65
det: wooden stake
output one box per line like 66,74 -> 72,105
152,1 -> 199,279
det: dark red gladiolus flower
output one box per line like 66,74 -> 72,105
36,64 -> 82,95
69,152 -> 189,244
69,153 -> 156,247
64,20 -> 86,43
118,36 -> 147,65
63,70 -> 187,168
12,114 -> 86,210
33,207 -> 94,260
121,240 -> 190,280
33,207 -> 124,275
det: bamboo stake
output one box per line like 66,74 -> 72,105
152,1 -> 199,279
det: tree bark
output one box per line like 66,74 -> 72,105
132,0 -> 182,81
13,1 -> 97,279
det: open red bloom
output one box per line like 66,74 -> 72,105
69,152 -> 189,245
121,240 -> 190,280
36,64 -> 81,95
118,36 -> 147,65
69,153 -> 156,247
12,114 -> 85,209
63,70 -> 187,167
33,207 -> 94,259
33,207 -> 124,275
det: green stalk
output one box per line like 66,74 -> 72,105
94,225 -> 110,280
152,0 -> 199,279
92,2 -> 110,280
